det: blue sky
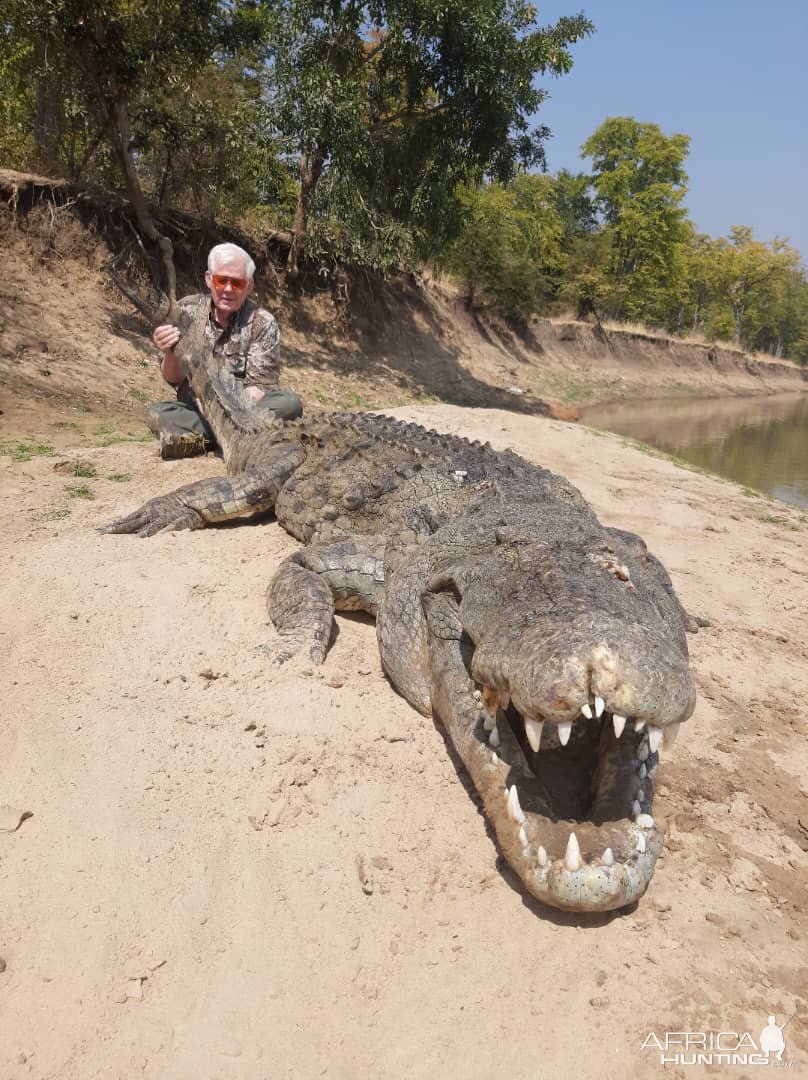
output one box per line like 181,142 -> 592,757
534,0 -> 807,261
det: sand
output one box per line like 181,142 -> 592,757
1,402 -> 806,1079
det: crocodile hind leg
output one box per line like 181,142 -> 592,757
268,537 -> 387,663
101,447 -> 305,537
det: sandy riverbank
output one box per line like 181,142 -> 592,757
1,403 -> 805,1078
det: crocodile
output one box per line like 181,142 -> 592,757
103,301 -> 696,912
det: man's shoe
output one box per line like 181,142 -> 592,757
159,431 -> 209,460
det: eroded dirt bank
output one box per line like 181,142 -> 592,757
0,405 -> 806,1079
1,168 -> 805,447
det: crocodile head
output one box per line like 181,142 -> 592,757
380,500 -> 696,913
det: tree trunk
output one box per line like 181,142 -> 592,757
33,79 -> 60,174
158,144 -> 174,207
104,90 -> 177,322
287,151 -> 325,279
733,302 -> 744,346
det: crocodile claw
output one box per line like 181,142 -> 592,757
99,494 -> 205,536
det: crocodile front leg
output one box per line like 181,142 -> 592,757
101,454 -> 303,537
268,537 -> 387,663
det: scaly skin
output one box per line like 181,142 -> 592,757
102,304 -> 696,912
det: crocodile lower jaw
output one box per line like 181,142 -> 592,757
428,629 -> 680,912
474,699 -> 667,912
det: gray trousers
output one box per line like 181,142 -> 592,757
145,388 -> 303,445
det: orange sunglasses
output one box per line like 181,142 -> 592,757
210,273 -> 248,290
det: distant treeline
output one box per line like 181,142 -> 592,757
441,119 -> 808,361
2,2 -> 805,359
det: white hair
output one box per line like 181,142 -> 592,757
207,242 -> 256,280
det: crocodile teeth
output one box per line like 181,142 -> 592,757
636,814 -> 655,829
564,832 -> 581,872
524,716 -> 543,753
663,722 -> 680,749
557,721 -> 572,747
602,847 -> 614,866
636,832 -> 647,854
537,845 -> 548,867
648,726 -> 663,754
483,710 -> 497,732
634,718 -> 647,732
594,695 -> 605,718
488,726 -> 500,748
637,741 -> 650,763
500,691 -> 511,711
612,713 -> 627,738
507,785 -> 526,824
639,763 -> 647,780
491,752 -> 499,764
518,826 -> 528,847
632,800 -> 642,818
581,703 -> 593,719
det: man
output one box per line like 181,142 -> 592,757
146,242 -> 303,458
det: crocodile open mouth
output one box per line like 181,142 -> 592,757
474,686 -> 677,908
426,599 -> 684,912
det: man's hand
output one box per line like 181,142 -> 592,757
153,324 -> 185,386
244,385 -> 266,403
153,324 -> 181,352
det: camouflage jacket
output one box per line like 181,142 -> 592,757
175,293 -> 280,406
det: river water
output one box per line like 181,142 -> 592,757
581,392 -> 808,510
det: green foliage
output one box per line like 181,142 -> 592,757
580,117 -> 691,322
65,483 -> 96,499
134,61 -> 288,218
0,438 -> 55,461
441,174 -> 565,321
257,0 -> 593,259
0,34 -> 35,166
304,167 -> 418,273
671,226 -> 807,357
551,169 -> 598,238
558,230 -> 624,319
70,462 -> 97,478
3,1 -> 806,356
439,116 -> 808,359
1,0 -> 268,193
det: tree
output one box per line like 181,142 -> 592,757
759,265 -> 808,361
707,226 -> 802,347
0,27 -> 35,170
581,117 -> 691,322
257,0 -> 593,274
134,61 -> 287,220
2,0 -> 263,298
442,173 -> 565,321
551,168 -> 598,240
